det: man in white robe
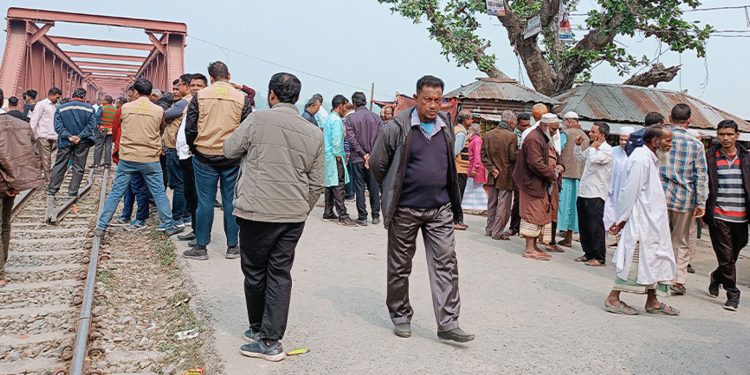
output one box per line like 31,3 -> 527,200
603,126 -> 635,230
604,126 -> 679,316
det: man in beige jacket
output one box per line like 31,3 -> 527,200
224,72 -> 324,362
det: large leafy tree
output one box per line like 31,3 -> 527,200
378,0 -> 712,96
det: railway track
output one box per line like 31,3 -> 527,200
0,167 -> 109,375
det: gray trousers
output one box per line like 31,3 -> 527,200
0,195 -> 15,274
36,138 -> 55,183
485,187 -> 513,238
92,129 -> 113,166
387,203 -> 461,331
47,144 -> 90,196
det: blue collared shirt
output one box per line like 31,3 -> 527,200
410,109 -> 446,139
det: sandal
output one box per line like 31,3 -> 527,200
645,303 -> 680,316
523,251 -> 551,261
558,240 -> 572,248
585,259 -> 605,267
574,255 -> 589,263
605,301 -> 639,315
0,279 -> 7,288
544,244 -> 564,253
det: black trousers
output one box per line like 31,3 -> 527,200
708,219 -> 748,300
454,173 -> 467,224
47,144 -> 91,196
239,218 -> 305,341
509,189 -> 521,233
577,197 -> 606,263
351,162 -> 380,221
324,158 -> 349,219
179,157 -> 197,228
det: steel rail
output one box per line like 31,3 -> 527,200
48,169 -> 96,224
10,188 -> 36,220
69,167 -> 109,375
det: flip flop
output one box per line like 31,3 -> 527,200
605,301 -> 639,315
0,279 -> 7,288
574,255 -> 589,263
585,259 -> 606,267
544,244 -> 565,253
645,303 -> 680,316
523,252 -> 550,261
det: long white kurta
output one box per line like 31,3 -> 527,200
603,146 -> 628,228
612,147 -> 676,285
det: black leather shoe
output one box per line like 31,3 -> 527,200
437,327 -> 475,343
178,232 -> 196,241
393,323 -> 411,338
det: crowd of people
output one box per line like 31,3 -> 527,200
0,63 -> 747,362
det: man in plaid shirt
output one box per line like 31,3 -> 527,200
659,104 -> 709,295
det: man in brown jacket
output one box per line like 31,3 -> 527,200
481,110 -> 518,240
0,88 -> 46,287
513,113 -> 563,261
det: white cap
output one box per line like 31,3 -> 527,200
563,111 -> 579,119
620,126 -> 635,136
541,113 -> 559,124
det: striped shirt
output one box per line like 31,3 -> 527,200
99,104 -> 118,130
659,126 -> 709,212
714,151 -> 747,223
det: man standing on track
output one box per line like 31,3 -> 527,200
95,78 -> 183,238
47,88 -> 97,202
0,88 -> 45,287
29,87 -> 62,183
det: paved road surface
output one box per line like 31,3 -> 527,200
172,202 -> 749,374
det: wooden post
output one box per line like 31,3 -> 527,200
369,82 -> 375,111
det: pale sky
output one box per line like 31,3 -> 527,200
2,0 -> 749,117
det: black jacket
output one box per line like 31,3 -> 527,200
703,143 -> 750,226
369,108 -> 462,228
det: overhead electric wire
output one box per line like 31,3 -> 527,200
186,35 -> 392,98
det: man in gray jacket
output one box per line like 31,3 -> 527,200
224,72 -> 324,362
370,75 -> 474,343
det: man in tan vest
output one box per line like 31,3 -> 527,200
453,110 -> 471,230
184,61 -> 252,260
95,78 -> 184,238
162,74 -> 193,229
558,111 -> 589,247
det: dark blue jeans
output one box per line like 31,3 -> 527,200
120,173 -> 149,222
165,148 -> 187,221
193,158 -> 239,248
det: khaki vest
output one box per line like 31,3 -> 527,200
194,81 -> 245,156
559,127 -> 589,179
119,97 -> 164,163
162,114 -> 183,149
454,125 -> 469,174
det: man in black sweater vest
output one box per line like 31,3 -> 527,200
370,76 -> 474,343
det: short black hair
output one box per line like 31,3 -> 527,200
717,119 -> 739,133
268,72 -> 301,104
49,87 -> 62,96
172,78 -> 180,85
593,122 -> 610,137
643,125 -> 665,145
671,104 -> 691,123
8,96 -> 19,106
103,95 -> 113,104
352,92 -> 367,107
416,75 -> 444,93
517,112 -> 531,122
332,94 -> 349,109
456,112 -> 468,124
644,112 -> 664,126
207,61 -> 230,80
24,89 -> 38,100
190,73 -> 208,85
0,88 -> 4,105
133,78 -> 153,96
179,73 -> 193,85
72,88 -> 86,99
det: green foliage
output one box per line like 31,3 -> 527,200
378,0 -> 712,93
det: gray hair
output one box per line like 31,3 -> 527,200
151,88 -> 163,97
501,110 -> 515,123
305,95 -> 322,109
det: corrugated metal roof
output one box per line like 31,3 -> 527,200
553,82 -> 750,132
445,77 -> 558,105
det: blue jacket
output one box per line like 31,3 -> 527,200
54,100 -> 97,148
